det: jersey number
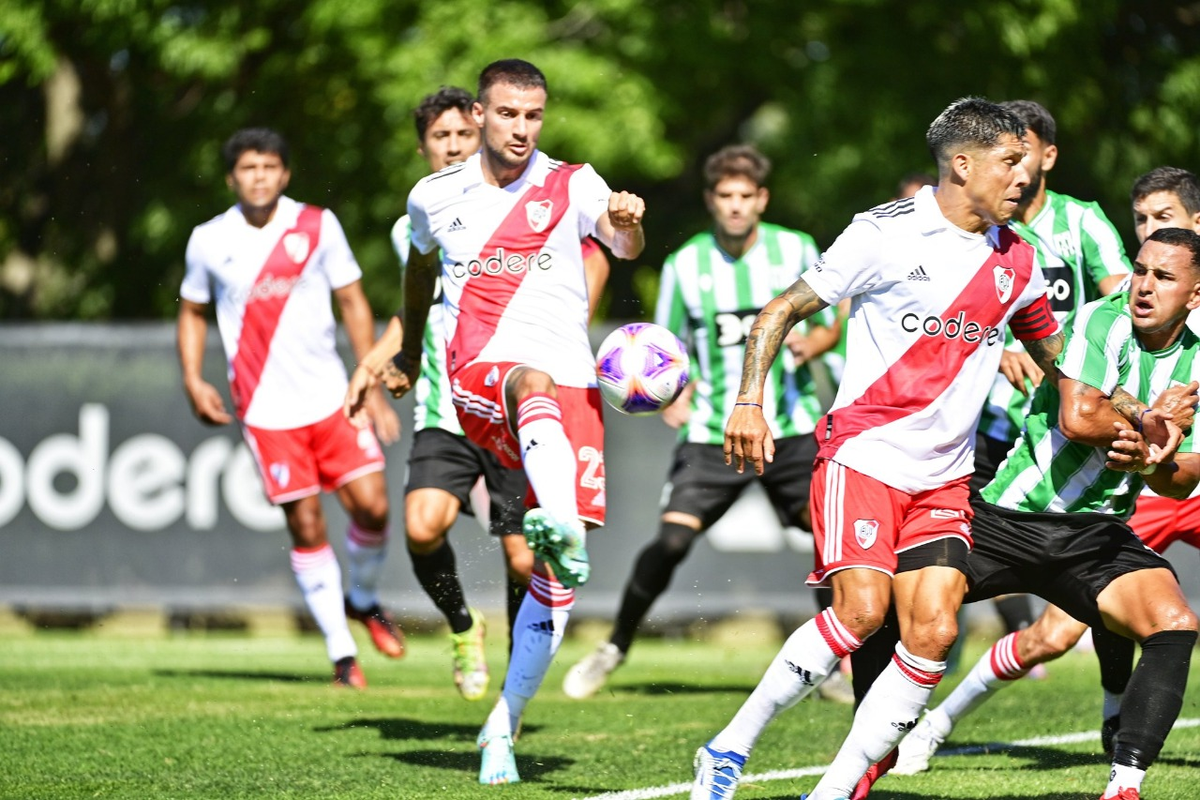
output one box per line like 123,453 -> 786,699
578,446 -> 605,490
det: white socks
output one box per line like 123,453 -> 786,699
938,630 -> 1027,723
345,522 -> 388,611
1104,764 -> 1145,798
516,393 -> 579,524
709,609 -> 862,756
484,569 -> 575,737
291,544 -> 356,662
810,642 -> 945,799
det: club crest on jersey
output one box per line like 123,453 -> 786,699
854,518 -> 879,549
526,199 -> 553,233
269,462 -> 290,488
283,232 -> 311,264
994,264 -> 1015,303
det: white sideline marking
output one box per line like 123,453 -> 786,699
574,717 -> 1200,800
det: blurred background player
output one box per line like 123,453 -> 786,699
178,128 -> 404,689
562,144 -> 842,700
348,86 -> 611,701
378,59 -> 645,785
892,165 -> 1200,778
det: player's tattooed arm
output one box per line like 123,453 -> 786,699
737,278 -> 829,402
1021,330 -> 1064,383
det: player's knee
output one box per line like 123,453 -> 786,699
656,521 -> 700,561
404,505 -> 448,552
350,499 -> 388,533
831,597 -> 889,641
1022,624 -> 1081,662
505,545 -> 535,583
1155,601 -> 1199,634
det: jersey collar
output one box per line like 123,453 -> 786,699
914,185 -> 1001,247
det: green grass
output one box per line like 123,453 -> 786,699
2,629 -> 1199,799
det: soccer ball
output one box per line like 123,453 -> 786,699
595,322 -> 690,415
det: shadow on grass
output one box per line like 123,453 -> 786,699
384,748 -> 572,781
315,717 -> 544,742
608,681 -> 757,695
155,668 -> 317,683
936,740 -> 1103,771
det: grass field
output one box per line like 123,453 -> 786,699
3,626 -> 1200,800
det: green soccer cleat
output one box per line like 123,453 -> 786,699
450,607 -> 489,701
522,508 -> 590,588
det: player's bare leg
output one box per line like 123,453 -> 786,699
283,495 -> 361,687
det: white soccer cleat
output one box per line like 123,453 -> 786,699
816,670 -> 856,705
892,708 -> 951,775
477,731 -> 520,785
563,641 -> 625,699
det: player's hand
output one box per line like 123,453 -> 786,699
998,349 -> 1042,396
1139,408 -> 1184,465
382,352 -> 418,399
1152,380 -> 1199,433
366,387 -> 401,445
185,379 -> 233,426
784,329 -> 813,366
724,402 -> 774,475
344,364 -> 377,429
607,191 -> 645,230
661,396 -> 691,429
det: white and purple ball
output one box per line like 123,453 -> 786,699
595,322 -> 690,415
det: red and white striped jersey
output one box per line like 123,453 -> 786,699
407,151 -> 611,388
802,186 -> 1057,493
181,196 -> 361,429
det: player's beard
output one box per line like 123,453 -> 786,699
1018,166 -> 1043,208
485,139 -> 532,173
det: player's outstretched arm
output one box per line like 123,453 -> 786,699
595,191 -> 645,260
336,280 -> 401,444
725,277 -> 828,475
382,243 -> 437,398
345,315 -> 403,430
177,299 -> 232,426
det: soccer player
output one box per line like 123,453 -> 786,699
178,128 -> 405,689
692,97 -> 1062,800
347,86 -> 611,702
380,59 -> 645,785
893,165 -> 1200,779
561,144 -> 838,700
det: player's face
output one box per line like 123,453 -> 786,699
965,133 -> 1028,227
474,83 -> 545,173
1016,128 -> 1055,207
1128,239 -> 1200,344
419,108 -> 480,172
1133,190 -> 1200,244
706,176 -> 768,242
226,150 -> 289,211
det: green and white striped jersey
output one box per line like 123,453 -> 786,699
978,191 -> 1131,444
983,292 -> 1199,517
655,223 -> 830,445
391,215 -> 462,435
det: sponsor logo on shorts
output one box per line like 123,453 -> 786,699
485,366 -> 500,387
269,462 -> 290,488
357,429 -> 381,459
854,518 -> 879,549
492,435 -> 520,464
929,508 -> 963,520
526,199 -> 553,232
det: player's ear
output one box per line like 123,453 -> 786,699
472,101 -> 485,126
950,152 -> 971,183
1041,143 -> 1059,172
755,187 -> 770,213
280,169 -> 291,191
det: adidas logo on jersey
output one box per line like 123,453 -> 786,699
907,265 -> 931,281
447,217 -> 467,232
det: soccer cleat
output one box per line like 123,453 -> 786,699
892,710 -> 948,775
450,607 -> 490,701
1101,714 -> 1121,758
332,656 -> 367,689
691,744 -> 746,800
1101,790 -> 1139,800
563,641 -> 625,699
344,598 -> 406,659
850,747 -> 898,799
799,796 -> 848,800
523,508 -> 590,588
477,731 -> 520,785
817,669 -> 856,705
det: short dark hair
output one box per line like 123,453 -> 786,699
413,86 -> 475,143
1131,166 -> 1200,216
478,59 -> 547,105
999,100 -> 1057,145
222,128 -> 289,173
926,97 -> 1026,174
1145,227 -> 1200,275
703,145 -> 771,190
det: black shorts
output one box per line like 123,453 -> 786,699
964,498 -> 1177,628
405,428 -> 528,537
969,431 -> 1014,498
663,436 -> 818,531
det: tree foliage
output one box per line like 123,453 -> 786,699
2,0 -> 1199,321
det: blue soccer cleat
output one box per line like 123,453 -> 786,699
477,730 -> 520,785
523,509 -> 590,588
691,744 -> 746,800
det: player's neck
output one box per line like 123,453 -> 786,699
715,226 -> 757,259
935,190 -> 992,236
1135,318 -> 1188,353
1017,186 -> 1048,224
240,200 -> 280,229
480,150 -> 529,189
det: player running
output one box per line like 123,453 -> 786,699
380,59 -> 645,785
178,128 -> 404,689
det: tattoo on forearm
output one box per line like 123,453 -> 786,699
1110,387 -> 1144,423
738,280 -> 827,399
1023,331 -> 1064,380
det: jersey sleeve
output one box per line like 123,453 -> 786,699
180,228 -> 212,304
1056,298 -> 1128,395
569,164 -> 613,241
1008,256 -> 1058,341
318,209 -> 363,290
799,217 -> 883,306
406,182 -> 438,256
390,215 -> 412,271
1079,202 -> 1133,287
654,256 -> 689,341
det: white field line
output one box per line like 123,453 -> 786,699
574,717 -> 1200,800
